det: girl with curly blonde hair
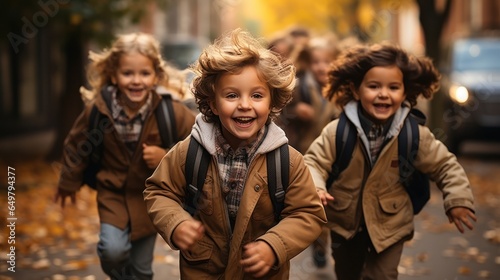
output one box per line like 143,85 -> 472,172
56,32 -> 195,280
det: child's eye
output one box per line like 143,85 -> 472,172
252,92 -> 263,99
226,93 -> 238,99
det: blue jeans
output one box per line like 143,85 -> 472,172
97,223 -> 156,280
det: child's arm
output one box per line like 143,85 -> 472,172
142,143 -> 167,169
240,241 -> 276,278
447,207 -> 477,233
415,126 -> 475,218
256,149 -> 327,268
144,138 -> 200,250
303,121 -> 338,192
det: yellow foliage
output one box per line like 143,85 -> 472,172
239,0 -> 413,40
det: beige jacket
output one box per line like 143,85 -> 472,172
304,101 -> 474,252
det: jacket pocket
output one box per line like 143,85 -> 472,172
252,186 -> 275,221
377,189 -> 413,232
197,176 -> 214,216
325,190 -> 356,230
181,239 -> 212,263
180,239 -> 222,276
378,190 -> 407,214
330,191 -> 352,211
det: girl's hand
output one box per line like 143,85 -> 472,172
142,143 -> 167,169
54,188 -> 76,208
240,241 -> 276,278
317,189 -> 334,206
172,220 -> 205,251
447,207 -> 477,233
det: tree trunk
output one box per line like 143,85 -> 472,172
45,27 -> 85,162
416,0 -> 452,134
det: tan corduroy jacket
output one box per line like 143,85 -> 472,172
304,101 -> 475,253
144,116 -> 327,279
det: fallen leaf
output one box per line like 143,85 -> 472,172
458,266 -> 471,275
478,270 -> 491,278
32,258 -> 51,269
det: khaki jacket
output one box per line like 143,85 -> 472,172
144,116 -> 327,279
57,89 -> 195,240
304,101 -> 474,253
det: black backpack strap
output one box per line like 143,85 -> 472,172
266,144 -> 289,222
398,111 -> 430,214
184,138 -> 211,216
156,94 -> 178,148
326,112 -> 357,189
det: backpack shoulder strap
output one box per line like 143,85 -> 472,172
398,110 -> 422,182
398,110 -> 430,214
326,112 -> 357,189
156,94 -> 178,148
266,144 -> 289,222
184,138 -> 211,216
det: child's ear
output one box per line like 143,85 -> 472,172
209,100 -> 219,115
350,83 -> 360,100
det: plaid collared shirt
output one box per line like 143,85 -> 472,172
214,125 -> 266,230
111,91 -> 153,153
358,106 -> 392,165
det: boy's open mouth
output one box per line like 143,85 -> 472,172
234,117 -> 254,124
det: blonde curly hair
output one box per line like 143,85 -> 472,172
84,32 -> 188,102
190,28 -> 296,123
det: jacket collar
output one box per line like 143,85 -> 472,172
343,100 -> 411,162
191,114 -> 288,156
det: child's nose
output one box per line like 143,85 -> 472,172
378,87 -> 389,98
238,97 -> 251,109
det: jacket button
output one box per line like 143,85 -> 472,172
254,185 -> 260,192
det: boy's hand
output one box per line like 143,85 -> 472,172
317,189 -> 334,206
142,143 -> 167,169
172,220 -> 205,251
447,207 -> 477,233
240,241 -> 276,278
54,188 -> 76,208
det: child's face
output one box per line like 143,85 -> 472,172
210,65 -> 272,149
310,48 -> 334,86
112,51 -> 158,106
354,65 -> 405,123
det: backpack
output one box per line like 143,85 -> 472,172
81,89 -> 178,189
326,109 -> 430,214
183,138 -> 289,222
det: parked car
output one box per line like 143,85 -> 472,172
162,39 -> 203,70
441,36 -> 500,153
